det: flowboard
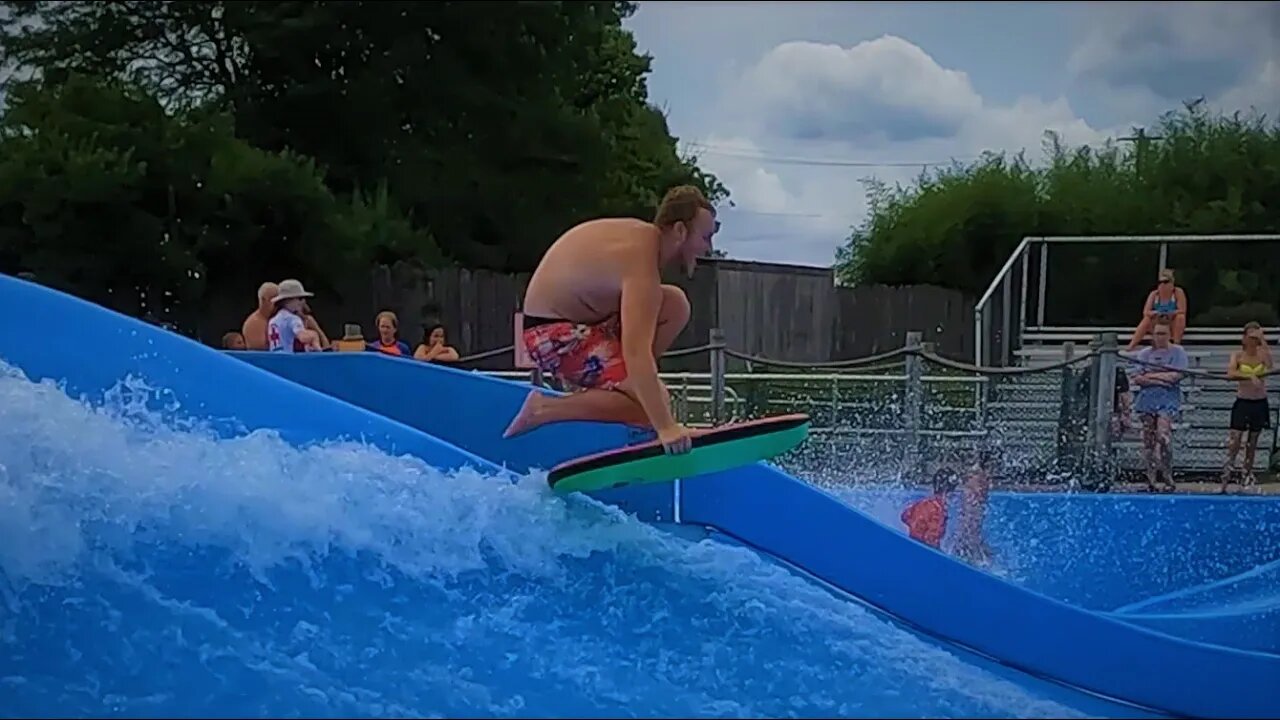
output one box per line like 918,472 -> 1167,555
547,413 -> 810,493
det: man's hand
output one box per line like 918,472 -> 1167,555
298,328 -> 322,351
302,315 -> 329,349
657,423 -> 696,455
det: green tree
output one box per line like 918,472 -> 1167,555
1,0 -> 727,272
836,102 -> 1280,325
0,73 -> 433,331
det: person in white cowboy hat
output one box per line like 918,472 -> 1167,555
267,278 -> 323,353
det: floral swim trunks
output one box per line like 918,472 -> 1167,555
522,314 -> 629,392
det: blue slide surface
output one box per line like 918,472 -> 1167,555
6,273 -> 1138,718
1,272 -> 1277,718
242,349 -> 1280,718
1106,558 -> 1280,654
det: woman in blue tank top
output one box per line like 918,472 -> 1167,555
1126,268 -> 1187,351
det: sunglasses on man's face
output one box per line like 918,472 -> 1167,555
700,220 -> 721,253
689,219 -> 720,237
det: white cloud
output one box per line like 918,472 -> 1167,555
737,36 -> 984,144
700,35 -> 1119,268
963,96 -> 1112,157
726,33 -> 1115,156
693,136 -> 797,214
669,5 -> 1274,269
1067,2 -> 1279,118
691,135 -> 861,267
1213,59 -> 1280,119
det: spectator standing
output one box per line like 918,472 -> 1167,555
1222,322 -> 1273,492
368,311 -> 411,356
1128,320 -> 1188,491
241,282 -> 280,350
243,280 -> 328,350
414,322 -> 461,363
298,299 -> 330,350
267,279 -> 323,353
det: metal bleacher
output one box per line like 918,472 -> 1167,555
975,235 -> 1280,478
1012,327 -> 1280,475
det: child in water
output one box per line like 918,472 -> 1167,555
954,447 -> 996,566
902,467 -> 960,549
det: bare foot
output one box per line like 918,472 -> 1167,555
503,390 -> 547,438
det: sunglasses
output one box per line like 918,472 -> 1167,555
699,220 -> 721,256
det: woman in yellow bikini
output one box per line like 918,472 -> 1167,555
1222,321 -> 1273,492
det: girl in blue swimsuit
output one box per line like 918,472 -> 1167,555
1127,268 -> 1187,351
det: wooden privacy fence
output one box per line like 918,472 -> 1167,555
681,260 -> 974,364
201,258 -> 974,367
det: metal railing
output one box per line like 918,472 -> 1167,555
973,234 -> 1280,368
455,326 -> 1277,484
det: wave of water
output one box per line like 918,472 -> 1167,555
0,361 -> 1099,718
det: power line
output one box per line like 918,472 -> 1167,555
682,141 -> 974,168
719,208 -> 848,219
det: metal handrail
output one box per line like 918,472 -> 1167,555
971,233 -> 1280,368
809,427 -> 988,438
1024,325 -> 1280,335
973,236 -> 1034,368
974,236 -> 1034,315
481,370 -> 989,385
434,331 -> 1277,475
1031,234 -> 1280,244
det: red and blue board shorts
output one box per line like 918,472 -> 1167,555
523,315 -> 629,392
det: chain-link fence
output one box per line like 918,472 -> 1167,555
479,329 -> 1279,490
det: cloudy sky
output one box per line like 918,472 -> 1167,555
625,1 -> 1280,267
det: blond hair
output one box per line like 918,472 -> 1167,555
375,310 -> 399,331
654,185 -> 714,229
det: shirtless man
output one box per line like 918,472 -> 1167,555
241,282 -> 281,350
241,281 -> 329,350
502,185 -> 719,454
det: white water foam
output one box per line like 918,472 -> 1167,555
0,360 -> 1118,718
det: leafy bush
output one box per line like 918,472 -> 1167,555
836,101 -> 1280,326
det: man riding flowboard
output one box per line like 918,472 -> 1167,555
502,185 -> 719,455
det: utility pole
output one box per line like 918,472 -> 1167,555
1119,127 -> 1165,177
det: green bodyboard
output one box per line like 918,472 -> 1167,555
547,413 -> 810,494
